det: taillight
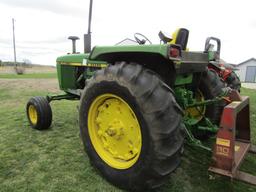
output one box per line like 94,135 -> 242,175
169,47 -> 180,58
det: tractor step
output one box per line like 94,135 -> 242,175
209,90 -> 256,185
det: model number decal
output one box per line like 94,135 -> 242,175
216,146 -> 230,157
84,63 -> 108,68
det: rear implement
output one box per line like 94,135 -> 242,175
209,90 -> 256,185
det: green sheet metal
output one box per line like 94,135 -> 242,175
89,44 -> 170,60
56,53 -> 89,64
175,74 -> 193,85
57,63 -> 77,90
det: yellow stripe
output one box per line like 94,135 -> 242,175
58,62 -> 83,66
58,62 -> 107,68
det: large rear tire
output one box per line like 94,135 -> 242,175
199,69 -> 226,125
79,63 -> 184,191
188,69 -> 226,138
226,71 -> 241,92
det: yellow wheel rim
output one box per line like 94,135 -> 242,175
28,105 -> 38,125
88,93 -> 142,169
186,90 -> 206,123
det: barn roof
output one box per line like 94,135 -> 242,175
237,58 -> 256,66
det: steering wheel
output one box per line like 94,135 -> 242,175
134,33 -> 152,45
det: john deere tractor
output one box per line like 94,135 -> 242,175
26,1 -> 255,191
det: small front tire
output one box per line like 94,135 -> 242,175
26,96 -> 52,130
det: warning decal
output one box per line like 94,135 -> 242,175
216,138 -> 230,147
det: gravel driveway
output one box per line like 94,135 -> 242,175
242,83 -> 256,90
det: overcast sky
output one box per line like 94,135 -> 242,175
0,0 -> 255,65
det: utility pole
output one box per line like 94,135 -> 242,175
12,18 -> 17,67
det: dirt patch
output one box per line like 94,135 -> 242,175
0,66 -> 56,74
0,78 -> 60,93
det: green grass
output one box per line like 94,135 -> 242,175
0,81 -> 255,192
0,73 -> 57,79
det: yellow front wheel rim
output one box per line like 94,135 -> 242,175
28,105 -> 38,125
88,93 -> 142,169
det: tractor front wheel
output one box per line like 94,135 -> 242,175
79,63 -> 184,191
26,96 -> 52,130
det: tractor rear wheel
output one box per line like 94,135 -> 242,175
26,96 -> 52,130
226,71 -> 241,92
187,69 -> 226,138
199,69 -> 226,125
79,63 -> 184,191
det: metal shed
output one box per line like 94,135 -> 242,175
235,58 -> 256,82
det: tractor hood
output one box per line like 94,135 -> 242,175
56,53 -> 90,65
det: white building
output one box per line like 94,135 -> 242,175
235,58 -> 256,82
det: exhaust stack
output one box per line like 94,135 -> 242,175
68,36 -> 79,54
84,0 -> 93,53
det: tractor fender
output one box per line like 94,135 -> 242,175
88,45 -> 177,86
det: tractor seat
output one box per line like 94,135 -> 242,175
158,28 -> 189,50
170,28 -> 189,51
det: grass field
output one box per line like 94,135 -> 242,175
0,76 -> 256,192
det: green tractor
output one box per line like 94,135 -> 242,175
26,1 -> 254,191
